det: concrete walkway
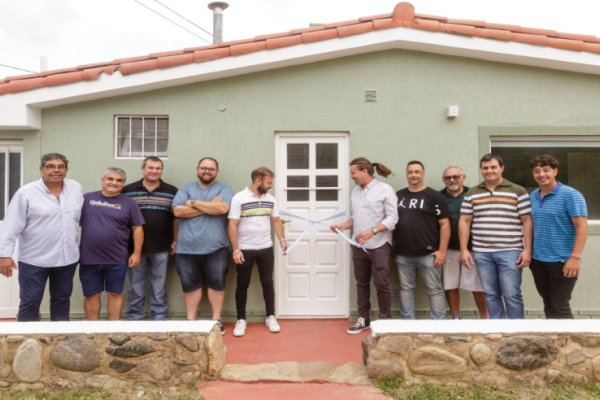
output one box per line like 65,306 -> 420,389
198,319 -> 390,400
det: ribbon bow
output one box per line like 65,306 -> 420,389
279,210 -> 367,254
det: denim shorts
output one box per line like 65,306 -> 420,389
175,247 -> 229,292
79,264 -> 128,296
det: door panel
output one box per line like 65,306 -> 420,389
276,133 -> 349,317
0,142 -> 22,318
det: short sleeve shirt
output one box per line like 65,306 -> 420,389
228,188 -> 279,250
79,191 -> 145,264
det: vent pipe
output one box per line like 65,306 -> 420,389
208,2 -> 228,44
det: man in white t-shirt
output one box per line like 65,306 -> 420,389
227,167 -> 287,337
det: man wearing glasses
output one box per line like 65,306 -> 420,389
0,153 -> 83,321
172,157 -> 233,334
440,166 -> 488,320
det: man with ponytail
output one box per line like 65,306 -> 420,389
331,157 -> 398,334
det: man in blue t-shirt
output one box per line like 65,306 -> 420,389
172,157 -> 233,335
529,155 -> 588,319
79,167 -> 145,320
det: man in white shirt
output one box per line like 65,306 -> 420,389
228,167 -> 287,337
331,157 -> 399,334
0,153 -> 83,321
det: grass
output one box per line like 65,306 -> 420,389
378,378 -> 600,400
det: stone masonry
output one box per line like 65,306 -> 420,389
364,320 -> 600,388
0,321 -> 226,392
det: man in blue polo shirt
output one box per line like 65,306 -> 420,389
172,157 -> 233,335
529,154 -> 588,319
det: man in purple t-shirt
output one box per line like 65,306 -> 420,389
79,167 -> 145,320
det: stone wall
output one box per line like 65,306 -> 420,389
364,319 -> 600,387
0,321 -> 226,391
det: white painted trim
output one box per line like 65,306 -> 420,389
371,319 -> 600,337
3,26 -> 600,129
0,320 -> 216,335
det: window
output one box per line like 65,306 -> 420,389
0,143 -> 22,221
115,116 -> 169,158
491,136 -> 600,220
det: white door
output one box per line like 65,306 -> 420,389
275,133 -> 349,316
0,142 -> 22,318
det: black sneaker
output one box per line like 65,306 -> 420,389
214,320 -> 226,335
346,317 -> 370,335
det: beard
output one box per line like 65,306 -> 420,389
197,174 -> 216,185
257,185 -> 268,194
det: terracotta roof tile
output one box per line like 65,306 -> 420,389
359,13 -> 392,22
119,59 -> 159,76
193,47 -> 231,62
372,17 -> 403,31
548,37 -> 585,52
289,25 -> 325,35
511,32 -> 550,47
148,49 -> 186,58
255,31 -> 296,41
443,23 -> 477,37
337,21 -> 375,38
393,2 -> 415,21
230,41 -> 268,56
415,13 -> 447,22
324,18 -> 361,29
301,28 -> 339,44
447,18 -> 486,27
478,28 -> 513,42
156,53 -> 195,69
266,35 -> 303,50
412,19 -> 442,33
583,42 -> 600,54
3,2 -> 600,96
482,22 -> 523,32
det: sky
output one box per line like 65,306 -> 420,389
1,0 -> 600,79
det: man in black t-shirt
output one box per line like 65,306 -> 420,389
394,161 -> 450,319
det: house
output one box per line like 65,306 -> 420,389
1,2 -> 598,320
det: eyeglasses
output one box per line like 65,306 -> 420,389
199,167 -> 217,172
443,174 -> 464,181
43,164 -> 67,171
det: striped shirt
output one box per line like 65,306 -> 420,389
530,183 -> 587,262
460,179 -> 531,252
122,179 -> 178,253
228,188 -> 279,250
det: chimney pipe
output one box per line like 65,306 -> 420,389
208,2 -> 228,44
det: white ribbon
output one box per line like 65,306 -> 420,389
280,210 -> 367,254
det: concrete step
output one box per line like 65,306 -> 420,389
219,361 -> 372,385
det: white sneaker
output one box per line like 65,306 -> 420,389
265,315 -> 281,333
233,319 -> 247,337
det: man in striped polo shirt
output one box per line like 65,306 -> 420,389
529,155 -> 587,319
122,156 -> 178,320
228,167 -> 287,337
458,153 -> 532,319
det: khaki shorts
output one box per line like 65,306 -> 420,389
443,249 -> 484,292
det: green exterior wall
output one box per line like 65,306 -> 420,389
2,49 -> 600,319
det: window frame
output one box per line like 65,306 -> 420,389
479,127 -> 600,235
0,141 -> 23,222
114,115 -> 169,159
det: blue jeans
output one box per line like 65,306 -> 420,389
395,255 -> 446,320
17,262 -> 77,321
127,251 -> 169,320
473,250 -> 524,319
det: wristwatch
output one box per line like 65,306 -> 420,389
371,227 -> 378,235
